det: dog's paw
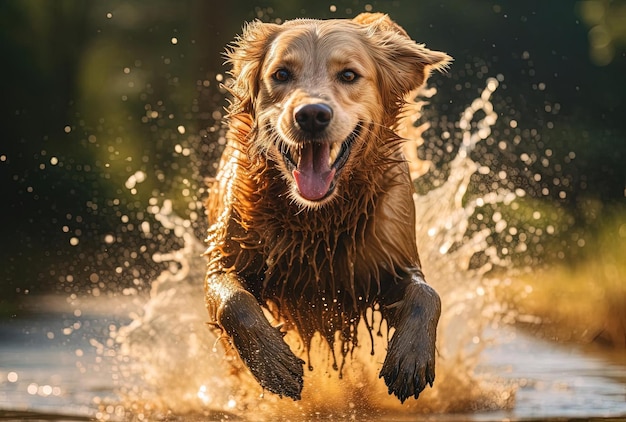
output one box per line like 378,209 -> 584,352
232,322 -> 305,400
379,329 -> 436,403
219,291 -> 304,400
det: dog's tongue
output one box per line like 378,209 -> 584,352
293,142 -> 336,201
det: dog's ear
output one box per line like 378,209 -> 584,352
226,20 -> 281,114
353,13 -> 451,105
353,12 -> 412,38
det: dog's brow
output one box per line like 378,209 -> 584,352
266,45 -> 307,71
268,57 -> 300,70
326,52 -> 369,77
329,55 -> 358,68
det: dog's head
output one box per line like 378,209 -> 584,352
226,13 -> 451,208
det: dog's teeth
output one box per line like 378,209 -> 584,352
329,142 -> 341,166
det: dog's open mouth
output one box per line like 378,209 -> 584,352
281,124 -> 362,201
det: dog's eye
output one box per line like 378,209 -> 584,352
338,70 -> 358,83
273,69 -> 292,82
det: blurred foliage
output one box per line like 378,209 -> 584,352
498,208 -> 626,348
0,0 -> 625,313
577,0 -> 626,66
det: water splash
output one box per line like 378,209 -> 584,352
106,77 -> 524,419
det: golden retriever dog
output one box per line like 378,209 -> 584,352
204,13 -> 451,403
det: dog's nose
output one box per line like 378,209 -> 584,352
294,103 -> 333,134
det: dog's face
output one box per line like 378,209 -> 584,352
257,24 -> 381,207
227,13 -> 451,208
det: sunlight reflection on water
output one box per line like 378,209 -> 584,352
2,304 -> 626,421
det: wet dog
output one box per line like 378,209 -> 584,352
204,13 -> 450,403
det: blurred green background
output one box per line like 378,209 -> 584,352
1,0 -> 625,324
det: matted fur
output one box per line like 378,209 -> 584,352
204,13 -> 451,403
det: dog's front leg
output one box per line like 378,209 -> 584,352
206,272 -> 305,400
379,273 -> 441,403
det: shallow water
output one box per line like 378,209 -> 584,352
1,296 -> 625,421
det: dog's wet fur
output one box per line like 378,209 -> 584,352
204,13 -> 451,403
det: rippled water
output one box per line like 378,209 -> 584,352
1,79 -> 625,421
2,299 -> 626,421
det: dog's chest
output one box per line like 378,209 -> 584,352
243,209 -> 388,301
229,166 -> 415,302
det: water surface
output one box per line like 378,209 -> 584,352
1,296 -> 625,421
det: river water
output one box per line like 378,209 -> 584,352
1,295 -> 625,421
1,79 -> 625,421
